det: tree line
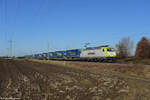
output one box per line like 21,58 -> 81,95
116,36 -> 150,59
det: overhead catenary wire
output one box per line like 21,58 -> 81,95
4,0 -> 7,25
34,0 -> 48,16
47,42 -> 50,52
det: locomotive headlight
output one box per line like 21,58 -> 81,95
113,52 -> 116,57
106,47 -> 117,57
108,52 -> 116,57
112,52 -> 116,57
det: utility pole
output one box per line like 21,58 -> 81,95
47,42 -> 50,52
8,40 -> 13,57
6,48 -> 9,57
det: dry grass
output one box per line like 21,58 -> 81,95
116,58 -> 150,65
27,59 -> 150,100
28,59 -> 150,78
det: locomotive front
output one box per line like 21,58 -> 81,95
104,47 -> 116,57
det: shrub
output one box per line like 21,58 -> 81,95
135,37 -> 150,59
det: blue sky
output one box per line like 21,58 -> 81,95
0,0 -> 150,56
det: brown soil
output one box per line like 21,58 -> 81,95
0,59 -> 150,100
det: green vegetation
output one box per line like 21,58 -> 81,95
17,56 -> 25,59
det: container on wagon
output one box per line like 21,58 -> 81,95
66,49 -> 81,58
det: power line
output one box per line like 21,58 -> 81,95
4,0 -> 7,25
84,43 -> 90,48
34,0 -> 48,16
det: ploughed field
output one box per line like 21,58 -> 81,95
0,59 -> 150,100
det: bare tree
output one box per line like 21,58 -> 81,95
135,37 -> 150,58
116,37 -> 134,58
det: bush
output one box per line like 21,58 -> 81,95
135,37 -> 150,58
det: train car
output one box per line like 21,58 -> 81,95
55,51 -> 67,58
37,54 -> 43,59
53,52 -> 59,58
47,52 -> 55,59
47,51 -> 66,59
66,49 -> 81,59
41,53 -> 48,59
24,55 -> 33,59
33,54 -> 39,59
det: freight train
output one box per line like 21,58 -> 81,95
25,45 -> 116,62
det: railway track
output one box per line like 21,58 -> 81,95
38,58 -> 150,66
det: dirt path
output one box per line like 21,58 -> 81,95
0,59 -> 150,100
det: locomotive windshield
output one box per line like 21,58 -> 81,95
107,48 -> 115,52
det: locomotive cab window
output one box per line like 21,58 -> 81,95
102,49 -> 105,52
107,48 -> 115,52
